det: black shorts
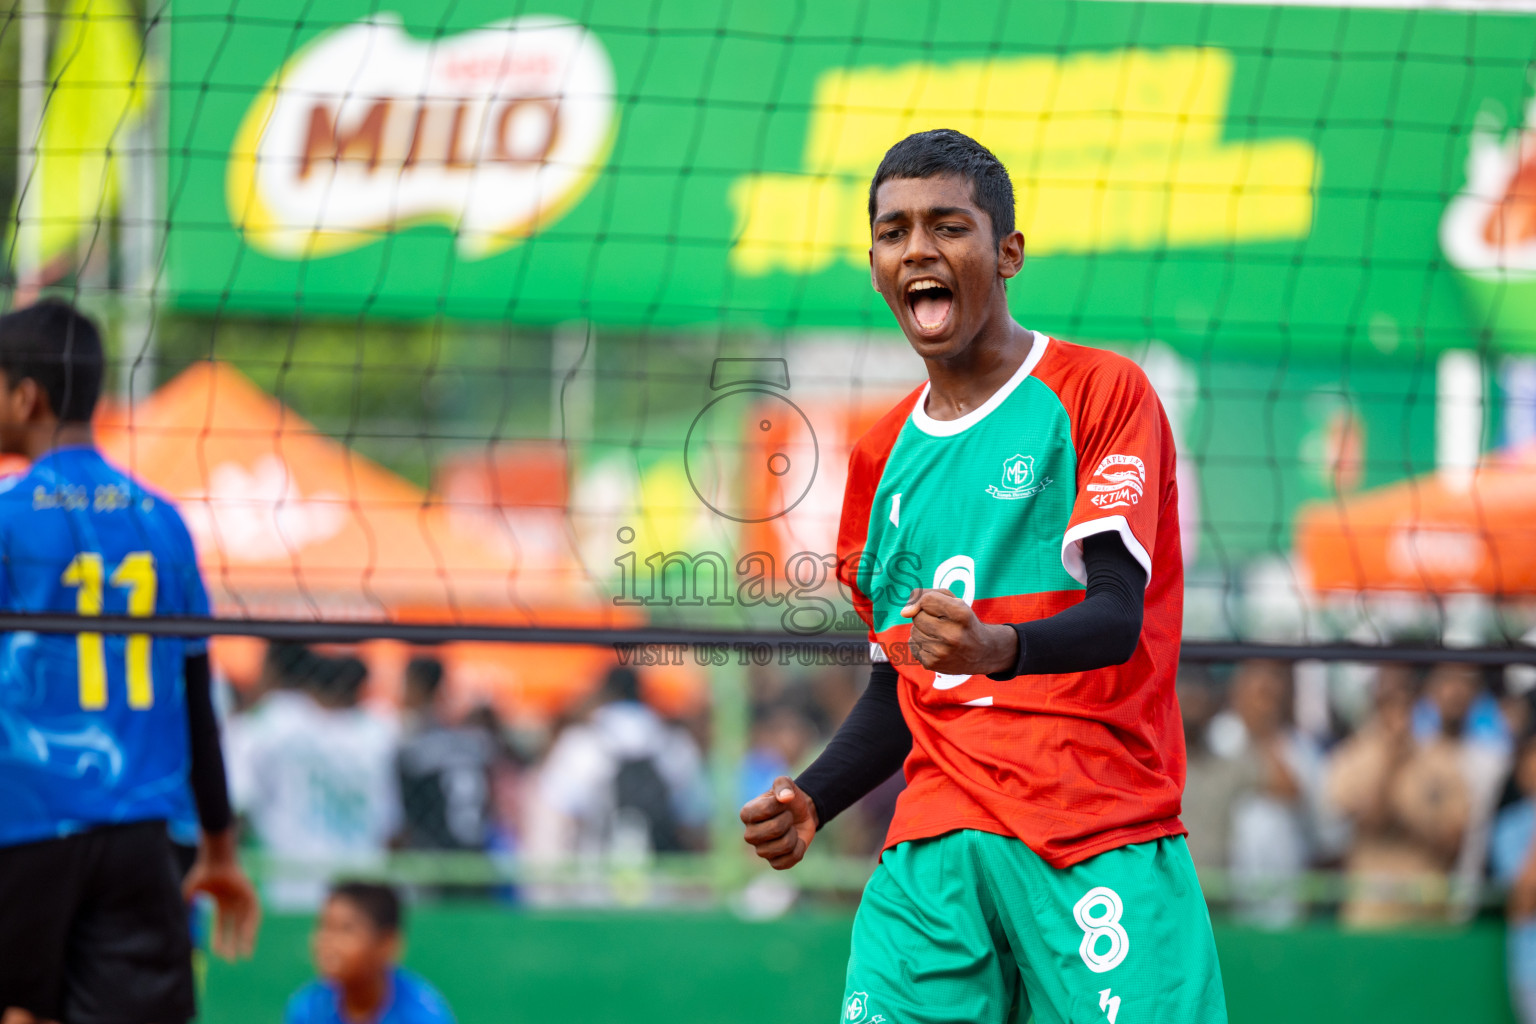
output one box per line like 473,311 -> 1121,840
0,820 -> 195,1024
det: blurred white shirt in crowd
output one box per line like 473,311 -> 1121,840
228,689 -> 401,908
1208,709 -> 1344,927
532,700 -> 708,862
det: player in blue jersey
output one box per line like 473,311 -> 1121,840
0,301 -> 259,1024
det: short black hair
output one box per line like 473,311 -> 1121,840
602,666 -> 641,703
263,642 -> 323,690
0,299 -> 104,423
328,881 -> 402,934
405,656 -> 444,696
313,655 -> 368,704
868,129 -> 1016,244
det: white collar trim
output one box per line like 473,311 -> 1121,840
909,332 -> 1049,437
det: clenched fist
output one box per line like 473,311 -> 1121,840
740,776 -> 818,870
901,587 -> 1018,676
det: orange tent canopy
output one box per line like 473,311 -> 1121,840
91,363 -> 695,720
1295,447 -> 1536,595
95,362 -> 599,620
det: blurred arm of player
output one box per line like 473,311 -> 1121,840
179,653 -> 262,959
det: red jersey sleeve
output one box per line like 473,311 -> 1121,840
835,441 -> 880,635
835,387 -> 924,660
1060,357 -> 1169,587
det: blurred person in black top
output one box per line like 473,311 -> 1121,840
537,667 -> 709,858
396,657 -> 493,852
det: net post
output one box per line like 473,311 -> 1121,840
708,653 -> 749,903
15,0 -> 47,287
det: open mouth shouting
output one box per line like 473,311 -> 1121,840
905,277 -> 954,335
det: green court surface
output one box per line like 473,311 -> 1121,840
202,908 -> 1517,1023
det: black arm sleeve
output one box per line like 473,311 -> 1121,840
794,661 -> 910,828
986,531 -> 1146,681
184,652 -> 234,836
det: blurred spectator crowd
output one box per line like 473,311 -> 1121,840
222,642 -> 1536,933
1182,658 -> 1536,930
222,645 -> 889,909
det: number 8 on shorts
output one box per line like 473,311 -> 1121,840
1074,886 -> 1129,974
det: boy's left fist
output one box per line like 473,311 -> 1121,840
900,587 -> 1017,677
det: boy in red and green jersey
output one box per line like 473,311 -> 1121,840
741,130 -> 1225,1024
841,333 -> 1187,867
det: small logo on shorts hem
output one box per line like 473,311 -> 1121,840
1099,987 -> 1121,1024
843,992 -> 883,1023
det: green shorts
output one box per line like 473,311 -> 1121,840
840,830 -> 1226,1024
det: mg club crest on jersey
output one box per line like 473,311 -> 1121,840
986,453 -> 1052,500
227,14 -> 616,259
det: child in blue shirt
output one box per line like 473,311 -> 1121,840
285,882 -> 455,1024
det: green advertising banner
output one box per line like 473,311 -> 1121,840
165,0 -> 1536,353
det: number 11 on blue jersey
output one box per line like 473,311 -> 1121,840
60,551 -> 157,710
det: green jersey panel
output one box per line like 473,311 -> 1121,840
857,375 -> 1082,636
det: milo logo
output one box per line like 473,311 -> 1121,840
1442,96 -> 1536,350
226,14 -> 615,259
